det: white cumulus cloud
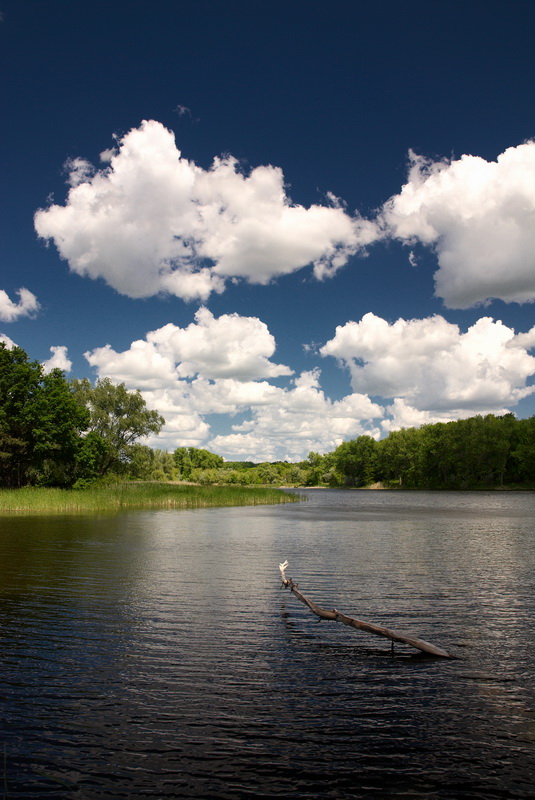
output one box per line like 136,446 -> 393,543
35,120 -> 377,301
81,307 -> 535,458
0,288 -> 40,322
83,310 -> 384,459
0,333 -> 16,349
73,298 -> 535,457
381,142 -> 535,308
208,370 -> 383,462
86,307 -> 292,384
321,313 -> 535,427
42,345 -> 72,374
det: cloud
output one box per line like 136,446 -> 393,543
149,307 -> 292,379
1,337 -> 71,377
83,309 -> 295,453
381,142 -> 535,308
71,299 -> 535,458
83,309 -> 384,459
42,345 -> 72,374
35,120 -> 377,301
63,157 -> 94,188
81,306 -> 535,459
34,126 -> 535,312
0,333 -> 16,349
321,313 -> 535,426
206,371 -> 384,462
380,398 -> 471,435
86,307 -> 292,383
0,288 -> 40,322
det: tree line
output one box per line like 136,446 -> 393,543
157,413 -> 534,490
309,413 -> 535,489
166,414 -> 535,489
2,342 -> 534,490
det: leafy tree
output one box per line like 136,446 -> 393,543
333,436 -> 378,486
417,422 -> 461,487
30,368 -> 91,486
305,451 -> 335,485
173,446 -> 223,479
376,413 -> 523,489
126,443 -> 155,480
256,462 -> 284,484
189,447 -> 225,470
0,344 -> 89,487
286,464 -> 307,485
221,461 -> 258,470
71,377 -> 164,476
173,447 -> 193,479
74,431 -> 111,486
377,427 -> 424,487
510,416 -> 535,484
473,414 -> 515,487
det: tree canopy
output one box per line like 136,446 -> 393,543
71,377 -> 165,477
0,343 -> 89,487
0,345 -> 166,488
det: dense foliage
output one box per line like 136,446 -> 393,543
321,414 -> 534,488
0,344 -> 89,487
71,378 -> 165,481
0,344 -> 164,488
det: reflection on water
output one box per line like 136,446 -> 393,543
1,490 -> 534,798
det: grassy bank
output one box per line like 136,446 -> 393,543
0,483 -> 300,514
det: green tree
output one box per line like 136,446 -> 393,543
74,431 -> 111,486
377,427 -> 424,487
256,462 -> 284,484
378,413 -> 521,489
128,445 -> 178,481
150,448 -> 177,481
0,344 -> 89,487
173,447 -> 193,479
71,377 -> 164,476
417,422 -> 461,487
304,451 -> 335,485
30,368 -> 91,486
333,436 -> 378,487
127,443 -> 156,480
189,447 -> 225,470
510,416 -> 535,484
173,446 -> 223,479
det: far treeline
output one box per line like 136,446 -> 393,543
1,343 -> 534,490
173,413 -> 535,489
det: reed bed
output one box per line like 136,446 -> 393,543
0,483 -> 300,515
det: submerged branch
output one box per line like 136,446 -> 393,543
279,560 -> 455,659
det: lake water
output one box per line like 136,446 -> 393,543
1,489 -> 534,799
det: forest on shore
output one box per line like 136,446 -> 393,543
1,342 -> 534,490
172,412 -> 535,490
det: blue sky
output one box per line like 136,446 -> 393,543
2,0 -> 535,461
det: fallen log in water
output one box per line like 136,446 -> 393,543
279,560 -> 455,659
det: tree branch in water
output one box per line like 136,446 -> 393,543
279,560 -> 455,659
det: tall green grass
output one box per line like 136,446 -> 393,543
0,483 -> 300,515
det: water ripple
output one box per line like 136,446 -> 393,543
1,492 -> 534,798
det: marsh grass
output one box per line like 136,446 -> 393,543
0,483 -> 299,515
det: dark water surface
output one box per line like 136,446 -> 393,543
1,489 -> 534,798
